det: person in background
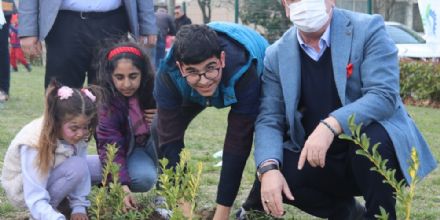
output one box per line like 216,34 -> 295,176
18,0 -> 158,89
174,5 -> 191,32
0,0 -> 5,25
153,23 -> 268,220
9,13 -> 32,72
1,82 -> 101,220
0,0 -> 16,102
254,0 -> 437,219
154,6 -> 176,69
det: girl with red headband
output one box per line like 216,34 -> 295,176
95,40 -> 158,212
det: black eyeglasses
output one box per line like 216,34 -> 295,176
183,67 -> 221,83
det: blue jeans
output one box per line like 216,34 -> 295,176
155,37 -> 166,69
127,144 -> 158,192
88,138 -> 158,192
146,46 -> 156,71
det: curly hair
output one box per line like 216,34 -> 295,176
173,24 -> 221,64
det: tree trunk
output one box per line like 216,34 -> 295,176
198,0 -> 212,24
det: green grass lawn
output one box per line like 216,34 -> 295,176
0,66 -> 439,219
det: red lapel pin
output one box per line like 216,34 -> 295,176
346,63 -> 353,78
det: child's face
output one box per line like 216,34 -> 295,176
112,59 -> 142,97
61,115 -> 91,145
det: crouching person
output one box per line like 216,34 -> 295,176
253,0 -> 437,220
1,82 -> 100,220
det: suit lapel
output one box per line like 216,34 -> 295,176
330,8 -> 353,106
278,29 -> 301,125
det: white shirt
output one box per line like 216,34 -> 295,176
60,0 -> 122,12
296,25 -> 331,61
0,2 -> 6,26
21,141 -> 90,220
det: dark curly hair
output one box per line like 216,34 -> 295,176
173,24 -> 221,64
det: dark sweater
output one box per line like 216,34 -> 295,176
298,47 -> 342,137
175,14 -> 192,32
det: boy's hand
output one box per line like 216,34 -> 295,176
70,213 -> 88,220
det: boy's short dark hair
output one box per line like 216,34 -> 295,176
172,24 -> 221,65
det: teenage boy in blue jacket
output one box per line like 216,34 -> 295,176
153,22 -> 268,219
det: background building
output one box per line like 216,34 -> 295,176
156,0 -> 423,32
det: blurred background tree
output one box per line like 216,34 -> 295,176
197,0 -> 212,23
240,0 -> 290,43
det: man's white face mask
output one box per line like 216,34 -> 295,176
289,0 -> 329,33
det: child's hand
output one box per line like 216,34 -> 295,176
122,185 -> 138,212
70,213 -> 88,220
144,108 -> 157,126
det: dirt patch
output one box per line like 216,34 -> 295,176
403,97 -> 440,109
196,207 -> 216,220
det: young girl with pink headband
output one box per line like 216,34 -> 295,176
1,81 -> 100,220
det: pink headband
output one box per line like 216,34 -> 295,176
57,86 -> 95,102
107,46 -> 142,60
81,88 -> 96,102
57,86 -> 73,100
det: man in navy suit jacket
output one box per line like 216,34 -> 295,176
254,0 -> 437,219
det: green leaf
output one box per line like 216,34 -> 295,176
374,206 -> 390,220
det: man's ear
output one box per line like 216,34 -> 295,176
220,51 -> 226,68
176,61 -> 185,76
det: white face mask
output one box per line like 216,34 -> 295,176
289,0 -> 329,33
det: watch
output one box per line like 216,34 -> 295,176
257,163 -> 280,181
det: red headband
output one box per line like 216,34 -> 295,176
107,46 -> 142,60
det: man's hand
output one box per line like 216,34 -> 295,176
122,185 -> 138,212
144,108 -> 157,126
139,35 -> 157,48
298,117 -> 341,169
70,213 -> 88,220
20,37 -> 42,56
260,170 -> 294,218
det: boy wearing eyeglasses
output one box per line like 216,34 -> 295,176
153,22 -> 268,219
